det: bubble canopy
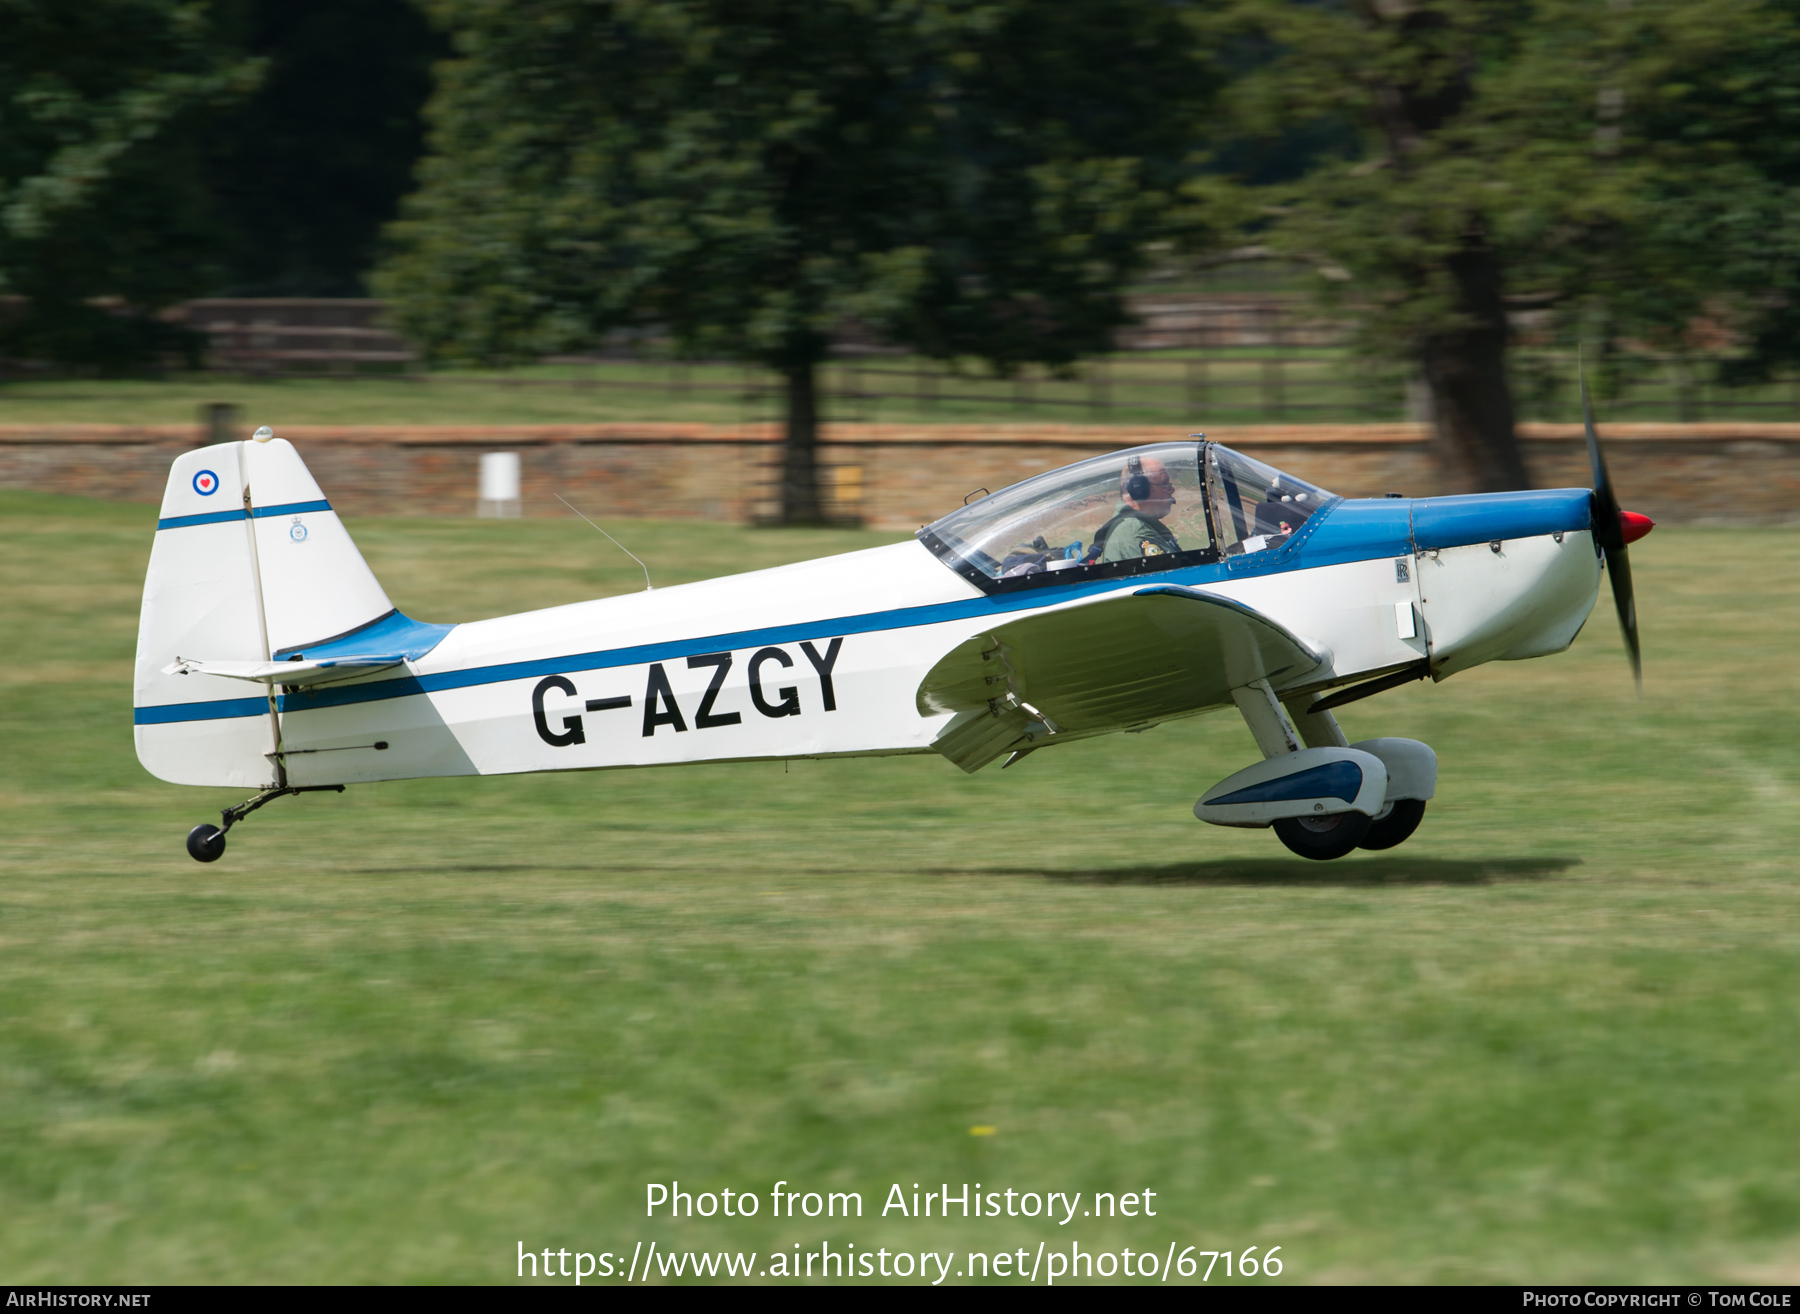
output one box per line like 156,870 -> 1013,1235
917,441 -> 1339,593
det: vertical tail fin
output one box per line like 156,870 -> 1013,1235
134,437 -> 395,786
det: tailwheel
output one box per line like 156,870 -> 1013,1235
1359,798 -> 1427,851
181,783 -> 344,861
1272,810 -> 1371,861
186,823 -> 226,863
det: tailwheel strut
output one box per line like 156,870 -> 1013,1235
186,784 -> 345,863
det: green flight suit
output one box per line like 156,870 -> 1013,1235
1097,505 -> 1182,563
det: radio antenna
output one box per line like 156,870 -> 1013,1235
555,494 -> 653,590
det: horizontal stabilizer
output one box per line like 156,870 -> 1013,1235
162,655 -> 405,686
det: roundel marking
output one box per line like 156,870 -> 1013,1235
192,469 -> 221,496
289,518 -> 309,543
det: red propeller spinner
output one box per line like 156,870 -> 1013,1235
1619,510 -> 1655,545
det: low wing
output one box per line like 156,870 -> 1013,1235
917,584 -> 1330,773
162,655 -> 405,686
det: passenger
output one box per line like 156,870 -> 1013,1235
1092,454 -> 1182,562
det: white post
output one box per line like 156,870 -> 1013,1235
478,451 -> 521,518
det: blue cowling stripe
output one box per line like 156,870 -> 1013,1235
1209,760 -> 1364,807
157,499 -> 333,531
1411,488 -> 1592,551
1288,498 -> 1413,569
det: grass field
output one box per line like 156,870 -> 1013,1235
3,490 -> 1798,1284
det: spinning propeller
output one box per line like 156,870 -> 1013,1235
1581,368 -> 1653,691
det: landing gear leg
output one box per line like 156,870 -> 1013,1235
184,784 -> 345,862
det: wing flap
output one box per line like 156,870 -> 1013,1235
931,704 -> 1040,774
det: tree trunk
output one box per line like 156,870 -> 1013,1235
1420,230 -> 1532,492
779,359 -> 824,524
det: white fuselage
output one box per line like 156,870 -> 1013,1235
266,530 -> 1597,788
131,436 -> 1603,792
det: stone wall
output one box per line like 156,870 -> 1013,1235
2,420 -> 1795,528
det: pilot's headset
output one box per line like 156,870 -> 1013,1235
1123,454 -> 1152,501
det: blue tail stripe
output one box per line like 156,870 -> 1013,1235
155,508 -> 249,530
157,499 -> 333,531
251,499 -> 333,520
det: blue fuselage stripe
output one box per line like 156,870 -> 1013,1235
156,499 -> 333,531
139,565 -> 1233,724
134,489 -> 1594,726
133,504 -> 1383,725
135,695 -> 272,724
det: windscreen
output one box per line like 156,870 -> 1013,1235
922,443 -> 1212,581
1205,444 -> 1336,556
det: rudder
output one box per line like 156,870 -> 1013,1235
134,436 -> 394,786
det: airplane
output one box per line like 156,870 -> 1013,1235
134,388 -> 1651,864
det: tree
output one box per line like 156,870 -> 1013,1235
1214,0 -> 1800,491
197,0 -> 446,296
378,0 -> 1208,522
0,1 -> 260,370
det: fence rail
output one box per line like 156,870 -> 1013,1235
159,296 -> 1800,424
8,420 -> 1794,530
435,350 -> 1800,423
167,298 -> 419,374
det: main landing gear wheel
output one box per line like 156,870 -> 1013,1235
1273,810 -> 1371,861
186,823 -> 226,863
1359,798 -> 1427,851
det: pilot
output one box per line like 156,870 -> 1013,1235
1093,454 -> 1182,563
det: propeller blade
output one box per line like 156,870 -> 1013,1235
1580,365 -> 1641,692
1582,367 -> 1624,554
1606,534 -> 1642,692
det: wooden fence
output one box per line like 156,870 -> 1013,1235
166,299 -> 418,374
5,421 -> 1797,530
159,296 -> 1800,425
